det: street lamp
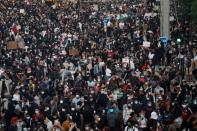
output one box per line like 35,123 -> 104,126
177,38 -> 184,80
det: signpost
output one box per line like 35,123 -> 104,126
160,0 -> 170,39
160,37 -> 168,44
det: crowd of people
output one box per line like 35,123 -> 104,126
0,0 -> 197,131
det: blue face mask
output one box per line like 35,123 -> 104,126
109,109 -> 114,113
193,100 -> 197,105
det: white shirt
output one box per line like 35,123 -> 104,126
123,108 -> 133,124
154,86 -> 164,95
46,120 -> 53,131
148,53 -> 154,60
124,126 -> 138,131
13,94 -> 20,102
105,68 -> 112,77
129,60 -> 135,70
87,81 -> 96,87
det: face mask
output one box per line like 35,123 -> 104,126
45,107 -> 49,111
71,108 -> 75,111
140,114 -> 144,117
193,100 -> 197,105
109,109 -> 113,113
148,103 -> 152,107
85,127 -> 90,130
62,108 -> 65,112
98,117 -> 101,121
158,97 -> 162,100
35,110 -> 39,114
182,105 -> 187,108
60,100 -> 63,104
134,101 -> 138,104
26,116 -> 30,119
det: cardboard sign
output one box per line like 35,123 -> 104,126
7,41 -> 17,50
69,48 -> 79,56
68,0 -> 77,4
122,57 -> 129,64
93,4 -> 98,11
16,38 -> 25,49
144,13 -> 157,18
17,40 -> 25,49
20,9 -> 25,14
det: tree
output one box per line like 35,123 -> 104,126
191,0 -> 197,24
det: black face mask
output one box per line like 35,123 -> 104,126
127,123 -> 132,128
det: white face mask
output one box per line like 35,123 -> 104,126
182,105 -> 187,108
97,117 -> 101,121
134,101 -> 138,104
140,114 -> 144,117
60,100 -> 63,104
71,108 -> 75,111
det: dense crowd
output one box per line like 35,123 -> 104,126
0,0 -> 197,131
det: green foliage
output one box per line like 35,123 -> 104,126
191,0 -> 197,24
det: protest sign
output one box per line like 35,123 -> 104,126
7,41 -> 17,50
69,48 -> 79,56
20,9 -> 25,14
143,41 -> 151,48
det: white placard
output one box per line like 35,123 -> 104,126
20,9 -> 25,14
143,41 -> 151,48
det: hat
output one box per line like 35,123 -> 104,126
150,111 -> 158,120
11,116 -> 17,124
